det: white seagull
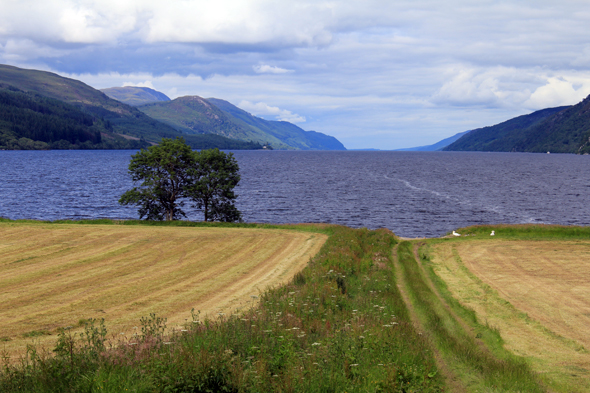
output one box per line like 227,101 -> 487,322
452,230 -> 461,237
490,230 -> 495,236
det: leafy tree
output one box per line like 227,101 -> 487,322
187,148 -> 242,222
119,138 -> 194,221
119,138 -> 242,222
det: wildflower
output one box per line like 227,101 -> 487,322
311,342 -> 321,346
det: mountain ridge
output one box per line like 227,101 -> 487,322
134,95 -> 346,150
0,64 -> 262,150
100,86 -> 170,106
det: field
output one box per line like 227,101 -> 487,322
427,235 -> 590,392
0,221 -> 327,359
2,221 -> 589,392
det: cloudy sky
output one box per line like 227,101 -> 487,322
2,0 -> 590,149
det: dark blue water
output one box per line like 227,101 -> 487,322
1,150 -> 589,237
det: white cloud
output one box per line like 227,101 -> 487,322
253,64 -> 291,74
525,77 -> 590,109
123,80 -> 155,89
238,100 -> 306,123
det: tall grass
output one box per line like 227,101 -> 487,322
397,241 -> 545,392
454,224 -> 590,240
0,226 -> 443,392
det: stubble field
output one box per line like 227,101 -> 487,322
429,237 -> 590,392
0,222 -> 327,359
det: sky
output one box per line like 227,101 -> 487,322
1,1 -> 590,149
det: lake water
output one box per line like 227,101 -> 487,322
1,150 -> 589,238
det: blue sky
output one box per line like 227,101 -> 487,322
1,0 -> 590,149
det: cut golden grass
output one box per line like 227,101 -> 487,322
0,222 -> 327,359
429,239 -> 590,392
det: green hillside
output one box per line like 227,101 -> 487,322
100,86 -> 170,106
137,96 -> 264,142
444,95 -> 590,154
136,94 -> 346,150
0,85 -> 147,150
207,98 -> 346,150
0,65 -> 262,150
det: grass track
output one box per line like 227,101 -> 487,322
396,240 -> 545,392
0,221 -> 327,358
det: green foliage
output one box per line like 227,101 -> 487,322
140,313 -> 167,342
119,137 -> 195,221
119,138 -> 242,222
188,148 -> 242,222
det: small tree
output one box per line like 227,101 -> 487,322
119,137 -> 194,221
119,138 -> 242,222
187,148 -> 242,222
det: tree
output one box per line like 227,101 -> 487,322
187,148 -> 242,222
119,138 -> 242,222
119,137 -> 194,221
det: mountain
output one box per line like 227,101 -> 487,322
0,64 -> 262,150
206,98 -> 345,150
100,86 -> 170,106
442,102 -> 590,153
395,130 -> 471,151
137,95 -> 345,150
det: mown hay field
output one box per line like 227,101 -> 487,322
430,238 -> 590,392
0,222 -> 327,359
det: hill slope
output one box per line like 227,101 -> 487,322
0,85 -> 146,150
138,96 -> 346,150
100,86 -> 171,106
207,98 -> 346,150
443,99 -> 590,154
0,65 -> 262,150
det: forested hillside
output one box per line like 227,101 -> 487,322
0,86 -> 146,150
444,94 -> 590,154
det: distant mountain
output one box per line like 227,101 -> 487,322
207,98 -> 345,150
100,86 -> 171,106
137,96 -> 346,150
0,64 -> 262,150
396,130 -> 471,151
442,101 -> 590,153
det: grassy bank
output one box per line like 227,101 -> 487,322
0,223 -> 444,392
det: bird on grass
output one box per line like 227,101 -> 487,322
452,231 -> 461,236
491,230 -> 495,236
